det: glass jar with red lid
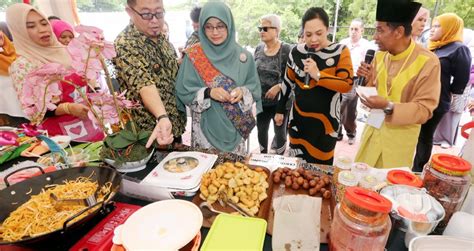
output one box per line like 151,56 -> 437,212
421,154 -> 472,232
329,187 -> 392,251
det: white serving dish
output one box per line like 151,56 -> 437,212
113,199 -> 203,250
141,151 -> 217,191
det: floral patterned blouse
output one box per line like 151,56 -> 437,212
113,24 -> 186,136
9,56 -> 42,119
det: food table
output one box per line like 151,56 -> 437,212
0,147 -> 410,251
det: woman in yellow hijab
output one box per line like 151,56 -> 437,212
413,13 -> 472,171
0,27 -> 26,126
0,30 -> 16,76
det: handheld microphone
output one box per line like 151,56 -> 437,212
304,48 -> 316,88
357,49 -> 375,86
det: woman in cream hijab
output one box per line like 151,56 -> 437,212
411,7 -> 429,44
7,3 -> 103,142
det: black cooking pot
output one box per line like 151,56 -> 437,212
0,166 -> 121,247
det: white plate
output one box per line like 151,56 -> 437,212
120,199 -> 203,250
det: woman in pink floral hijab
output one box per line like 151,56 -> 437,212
7,3 -> 104,142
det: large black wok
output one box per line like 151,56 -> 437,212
0,166 -> 121,247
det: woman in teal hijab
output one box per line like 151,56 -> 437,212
176,1 -> 262,153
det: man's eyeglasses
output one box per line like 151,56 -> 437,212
204,23 -> 227,32
129,6 -> 165,20
258,26 -> 276,32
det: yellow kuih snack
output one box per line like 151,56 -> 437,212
199,162 -> 269,216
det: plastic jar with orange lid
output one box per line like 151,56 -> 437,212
421,154 -> 472,233
329,187 -> 392,251
387,170 -> 423,188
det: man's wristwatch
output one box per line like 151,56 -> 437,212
156,114 -> 169,123
383,102 -> 394,115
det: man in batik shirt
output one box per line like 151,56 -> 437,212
114,0 -> 186,146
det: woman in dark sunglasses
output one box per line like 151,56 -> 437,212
274,7 -> 354,165
254,14 -> 292,155
176,2 -> 262,154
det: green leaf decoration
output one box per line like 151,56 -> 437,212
110,134 -> 135,149
120,129 -> 137,141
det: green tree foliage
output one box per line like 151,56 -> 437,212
76,0 -> 125,12
433,0 -> 473,28
227,0 -> 344,46
346,0 -> 473,40
192,0 -> 472,46
0,0 -> 22,11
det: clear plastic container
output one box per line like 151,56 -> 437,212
351,162 -> 370,181
329,187 -> 392,251
359,175 -> 379,190
335,171 -> 358,203
333,156 -> 353,186
422,154 -> 472,233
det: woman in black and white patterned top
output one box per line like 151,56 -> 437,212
275,7 -> 353,165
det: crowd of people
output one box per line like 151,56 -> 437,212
0,0 -> 472,170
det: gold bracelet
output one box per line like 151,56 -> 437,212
63,103 -> 70,114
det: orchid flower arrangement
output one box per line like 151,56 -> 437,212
21,63 -> 71,123
87,90 -> 137,126
20,25 -> 153,163
21,25 -> 136,131
68,25 -> 116,84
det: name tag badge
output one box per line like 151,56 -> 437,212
367,109 -> 385,129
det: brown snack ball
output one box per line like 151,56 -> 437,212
285,176 -> 292,187
322,176 -> 331,185
303,180 -> 310,190
323,190 -> 332,199
309,179 -> 317,187
297,167 -> 305,174
281,173 -> 287,179
291,182 -> 300,190
315,184 -> 324,191
292,171 -> 301,177
273,175 -> 281,184
297,176 -> 304,185
309,188 -> 317,196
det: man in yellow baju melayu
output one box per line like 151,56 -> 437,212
355,0 -> 441,169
